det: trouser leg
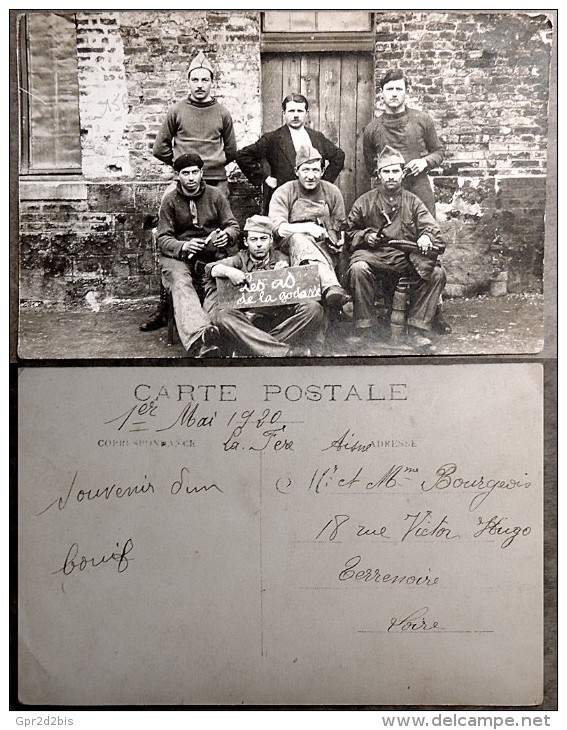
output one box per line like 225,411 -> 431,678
268,301 -> 325,343
403,174 -> 436,217
213,308 -> 291,357
407,265 -> 447,331
345,260 -> 379,326
160,256 -> 212,351
285,234 -> 340,291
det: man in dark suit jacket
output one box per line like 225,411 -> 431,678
236,93 -> 345,213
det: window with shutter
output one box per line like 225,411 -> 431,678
18,12 -> 82,175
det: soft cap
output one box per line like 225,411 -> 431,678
188,51 -> 214,78
243,215 -> 273,235
173,152 -> 204,172
295,144 -> 323,169
376,145 -> 405,171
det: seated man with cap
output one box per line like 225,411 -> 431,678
268,144 -> 351,313
157,152 -> 240,356
345,145 -> 447,348
206,215 -> 325,357
141,50 -> 237,333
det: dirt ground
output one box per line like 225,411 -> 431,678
17,292 -> 545,360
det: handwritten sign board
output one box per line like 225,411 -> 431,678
18,365 -> 543,706
216,264 -> 321,310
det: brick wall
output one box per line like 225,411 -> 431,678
19,9 -> 262,306
76,12 -> 131,178
373,10 -> 552,294
19,10 -> 552,305
374,11 -> 551,176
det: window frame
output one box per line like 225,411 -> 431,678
260,11 -> 375,53
17,12 -> 83,176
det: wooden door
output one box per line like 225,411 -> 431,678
261,52 -> 373,211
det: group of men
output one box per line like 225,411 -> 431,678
140,51 -> 451,357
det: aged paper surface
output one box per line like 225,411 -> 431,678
18,364 -> 543,706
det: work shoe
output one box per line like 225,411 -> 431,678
195,324 -> 221,357
197,345 -> 221,358
431,307 -> 452,334
324,285 -> 351,310
201,324 -> 221,348
407,327 -> 432,348
139,304 -> 167,332
192,325 -> 222,358
287,344 -> 311,358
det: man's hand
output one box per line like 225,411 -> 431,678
181,239 -> 205,255
212,229 -> 229,248
404,158 -> 428,177
265,176 -> 278,189
417,234 -> 434,254
365,231 -> 382,248
327,232 -> 344,253
303,222 -> 327,240
276,221 -> 327,240
226,269 -> 248,286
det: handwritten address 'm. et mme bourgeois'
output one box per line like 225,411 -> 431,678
18,365 -> 543,705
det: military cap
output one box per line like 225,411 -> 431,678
188,51 -> 214,79
376,145 -> 405,171
295,144 -> 323,169
243,215 -> 273,235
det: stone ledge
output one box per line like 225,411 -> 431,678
20,179 -> 88,201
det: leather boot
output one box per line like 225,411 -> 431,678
431,305 -> 452,334
140,286 -> 168,331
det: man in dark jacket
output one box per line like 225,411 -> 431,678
236,93 -> 345,214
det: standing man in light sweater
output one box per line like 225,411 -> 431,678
153,50 -> 236,198
141,51 -> 237,332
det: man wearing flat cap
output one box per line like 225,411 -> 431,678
268,144 -> 351,312
206,215 -> 325,357
142,50 -> 238,333
345,145 -> 447,348
157,152 -> 240,356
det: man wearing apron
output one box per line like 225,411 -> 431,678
268,144 -> 351,312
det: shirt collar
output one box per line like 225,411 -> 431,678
177,180 -> 206,199
243,250 -> 275,271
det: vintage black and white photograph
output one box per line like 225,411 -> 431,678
14,9 -> 555,359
